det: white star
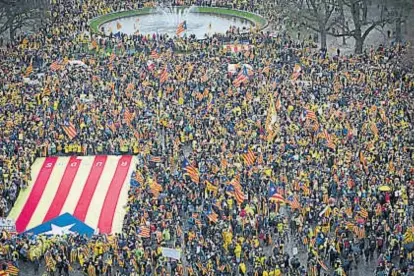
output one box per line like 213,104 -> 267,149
44,223 -> 75,235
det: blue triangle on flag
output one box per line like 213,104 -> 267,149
268,182 -> 277,198
24,213 -> 94,237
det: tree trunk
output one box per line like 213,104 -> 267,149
354,36 -> 364,54
395,19 -> 402,42
320,26 -> 327,49
9,26 -> 15,43
341,14 -> 347,45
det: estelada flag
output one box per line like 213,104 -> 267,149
62,122 -> 77,140
176,20 -> 187,36
11,155 -> 135,234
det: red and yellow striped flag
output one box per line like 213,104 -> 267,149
207,211 -> 218,223
359,208 -> 368,218
124,109 -> 135,125
25,63 -> 33,77
242,148 -> 256,166
135,171 -> 144,185
323,129 -> 335,150
370,122 -> 378,137
6,263 -> 19,276
234,186 -> 245,204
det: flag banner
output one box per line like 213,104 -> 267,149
138,226 -> 151,238
206,211 -> 218,223
62,122 -> 77,140
124,109 -> 135,124
223,44 -> 254,53
242,147 -> 256,166
291,64 -> 302,80
50,60 -> 62,71
227,64 -> 239,74
0,218 -> 16,232
25,64 -> 33,77
182,159 -> 200,184
161,247 -> 181,260
150,49 -> 159,59
269,182 -> 285,203
233,66 -> 250,87
9,156 -> 136,234
6,263 -> 19,276
149,155 -> 163,163
305,109 -> 318,122
176,20 -> 187,36
160,66 -> 169,83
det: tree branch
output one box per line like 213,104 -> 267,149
362,21 -> 380,39
327,30 -> 356,37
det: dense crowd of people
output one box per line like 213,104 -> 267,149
0,0 -> 413,275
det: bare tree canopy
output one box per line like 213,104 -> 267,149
0,0 -> 50,42
281,0 -> 413,53
328,0 -> 393,53
281,0 -> 338,49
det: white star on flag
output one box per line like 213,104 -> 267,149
44,223 -> 75,235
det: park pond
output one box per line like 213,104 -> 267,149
101,7 -> 254,39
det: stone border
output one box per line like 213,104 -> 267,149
89,6 -> 268,35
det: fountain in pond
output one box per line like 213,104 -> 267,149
100,4 -> 254,39
153,5 -> 196,26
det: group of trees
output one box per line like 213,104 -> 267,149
0,0 -> 50,42
280,0 -> 413,53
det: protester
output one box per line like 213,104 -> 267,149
0,0 -> 413,275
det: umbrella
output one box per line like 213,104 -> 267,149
378,185 -> 391,192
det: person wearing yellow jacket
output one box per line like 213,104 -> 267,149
234,242 -> 242,263
238,262 -> 247,275
222,230 -> 232,252
273,265 -> 282,276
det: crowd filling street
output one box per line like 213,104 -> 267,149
0,0 -> 413,275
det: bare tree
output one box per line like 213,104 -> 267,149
329,0 -> 395,53
0,0 -> 50,42
384,0 -> 413,42
281,0 -> 338,49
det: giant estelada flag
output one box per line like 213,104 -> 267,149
9,156 -> 135,234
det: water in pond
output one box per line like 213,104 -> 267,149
101,10 -> 253,39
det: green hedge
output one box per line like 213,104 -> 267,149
89,6 -> 267,35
